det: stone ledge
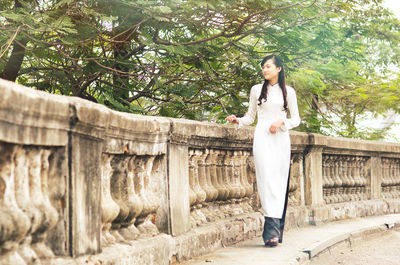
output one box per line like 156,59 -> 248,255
50,212 -> 264,265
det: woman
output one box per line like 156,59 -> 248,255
226,54 -> 300,247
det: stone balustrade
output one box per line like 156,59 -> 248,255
381,157 -> 400,199
322,155 -> 368,204
188,148 -> 254,227
1,78 -> 400,265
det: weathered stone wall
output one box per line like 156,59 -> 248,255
1,78 -> 400,265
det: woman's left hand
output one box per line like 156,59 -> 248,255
269,119 -> 284,134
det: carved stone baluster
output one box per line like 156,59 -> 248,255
246,155 -> 258,209
347,156 -> 357,201
328,155 -> 336,203
289,154 -> 299,205
390,159 -> 397,198
391,159 -> 396,197
208,149 -> 225,218
190,150 -> 207,225
189,149 -> 202,227
381,158 -> 389,198
330,155 -> 337,202
233,151 -> 245,200
30,149 -> 58,259
198,149 -> 213,204
395,159 -> 400,197
203,149 -> 218,221
209,149 -> 225,216
110,155 -> 130,242
322,155 -> 330,204
207,149 -> 224,200
205,149 -> 219,203
135,156 -> 160,236
358,157 -> 367,200
337,157 -> 345,202
340,156 -> 350,202
224,150 -> 243,216
13,146 -> 39,264
240,151 -> 253,212
361,157 -> 369,200
327,155 -> 335,203
393,159 -> 398,197
0,144 -> 29,265
222,151 -> 234,202
336,157 -> 344,202
119,156 -> 145,240
386,158 -> 392,198
46,148 -> 68,256
355,156 -> 362,200
384,158 -> 391,198
333,156 -> 343,203
352,157 -> 361,201
227,151 -> 240,201
344,156 -> 353,202
235,151 -> 249,212
327,155 -> 336,203
101,154 -> 120,246
387,158 -> 393,198
192,150 -> 207,207
345,156 -> 353,201
242,151 -> 253,198
220,151 -> 234,216
197,149 -> 215,221
217,150 -> 229,201
387,158 -> 392,198
397,159 -> 400,197
188,149 -> 198,208
380,158 -> 385,197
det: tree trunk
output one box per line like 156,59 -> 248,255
0,0 -> 27,82
0,39 -> 28,82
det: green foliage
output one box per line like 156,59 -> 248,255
1,0 -> 400,141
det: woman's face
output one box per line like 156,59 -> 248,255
262,59 -> 281,82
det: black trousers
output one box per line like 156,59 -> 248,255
262,166 -> 290,244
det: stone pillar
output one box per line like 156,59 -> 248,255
304,147 -> 324,206
68,100 -> 108,257
369,155 -> 382,200
167,143 -> 190,236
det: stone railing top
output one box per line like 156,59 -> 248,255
168,117 -> 254,148
105,111 -> 170,155
307,133 -> 400,155
0,78 -> 71,146
1,78 -> 400,156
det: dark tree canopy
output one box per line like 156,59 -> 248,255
1,0 -> 400,141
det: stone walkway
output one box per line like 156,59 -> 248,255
310,229 -> 400,265
179,214 -> 400,265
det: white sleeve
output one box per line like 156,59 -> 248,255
238,85 -> 258,127
280,86 -> 300,131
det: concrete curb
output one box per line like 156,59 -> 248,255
297,219 -> 400,264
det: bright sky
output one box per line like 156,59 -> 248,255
383,0 -> 400,19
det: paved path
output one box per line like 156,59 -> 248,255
310,229 -> 400,265
179,214 -> 400,265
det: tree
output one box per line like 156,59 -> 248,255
1,0 -> 399,140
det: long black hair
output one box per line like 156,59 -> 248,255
257,54 -> 288,111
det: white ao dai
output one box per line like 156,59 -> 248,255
238,83 -> 300,218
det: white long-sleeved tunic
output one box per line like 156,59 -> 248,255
238,83 -> 300,218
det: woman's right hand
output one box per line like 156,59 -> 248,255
225,115 -> 239,124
